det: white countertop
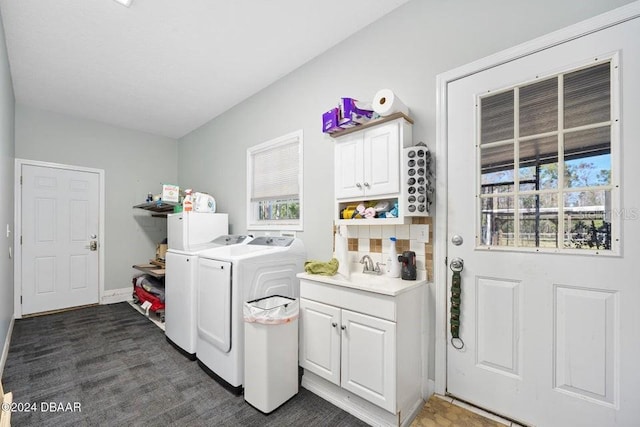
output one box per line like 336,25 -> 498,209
297,271 -> 427,297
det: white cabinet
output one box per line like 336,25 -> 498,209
299,298 -> 341,385
333,115 -> 416,225
299,298 -> 396,412
339,308 -> 396,411
334,119 -> 410,200
299,276 -> 423,426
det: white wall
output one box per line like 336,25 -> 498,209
178,0 -> 634,384
0,5 -> 14,375
14,105 -> 178,292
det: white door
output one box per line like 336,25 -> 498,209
21,164 -> 100,315
446,17 -> 640,426
340,309 -> 396,413
334,135 -> 365,199
299,298 -> 341,385
363,122 -> 400,197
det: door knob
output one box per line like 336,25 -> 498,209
85,240 -> 98,251
449,257 -> 464,272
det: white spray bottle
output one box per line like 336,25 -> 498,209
386,237 -> 401,278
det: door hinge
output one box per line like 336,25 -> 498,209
20,295 -> 22,304
445,256 -> 448,266
20,175 -> 22,185
20,235 -> 22,245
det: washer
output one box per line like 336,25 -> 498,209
195,236 -> 306,393
165,234 -> 253,360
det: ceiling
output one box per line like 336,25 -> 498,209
0,0 -> 410,139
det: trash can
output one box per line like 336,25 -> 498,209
243,295 -> 299,413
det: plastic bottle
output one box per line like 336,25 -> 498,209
387,237 -> 401,278
183,189 -> 193,212
335,226 -> 350,279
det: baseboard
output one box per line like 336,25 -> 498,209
301,370 -> 423,427
426,379 -> 435,399
0,317 -> 15,379
100,287 -> 132,304
405,397 -> 426,427
302,373 -> 394,427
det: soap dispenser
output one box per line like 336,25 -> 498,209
386,237 -> 401,278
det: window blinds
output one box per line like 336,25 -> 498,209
480,62 -> 611,174
250,137 -> 300,201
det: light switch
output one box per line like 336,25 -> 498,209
417,224 -> 429,243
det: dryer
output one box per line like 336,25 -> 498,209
195,236 -> 306,393
165,234 -> 252,360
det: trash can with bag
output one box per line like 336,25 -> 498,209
243,295 -> 299,413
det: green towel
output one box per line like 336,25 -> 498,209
304,258 -> 339,276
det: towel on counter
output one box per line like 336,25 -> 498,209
304,258 -> 339,276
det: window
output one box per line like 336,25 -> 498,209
478,59 -> 617,253
247,130 -> 303,231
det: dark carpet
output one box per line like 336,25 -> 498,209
2,303 -> 368,427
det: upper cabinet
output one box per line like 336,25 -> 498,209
335,121 -> 405,199
332,115 -> 424,225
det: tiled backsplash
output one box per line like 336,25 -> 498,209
336,216 -> 433,280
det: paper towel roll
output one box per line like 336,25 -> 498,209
373,89 -> 409,117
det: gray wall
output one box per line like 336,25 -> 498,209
15,105 -> 178,292
178,0 -> 633,259
0,5 -> 14,374
178,0 -> 634,383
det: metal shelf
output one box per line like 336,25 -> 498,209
133,201 -> 177,217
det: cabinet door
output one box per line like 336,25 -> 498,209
341,309 -> 397,413
334,134 -> 365,199
363,122 -> 400,197
299,298 -> 341,386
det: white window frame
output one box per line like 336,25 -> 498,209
475,55 -> 620,255
246,129 -> 303,231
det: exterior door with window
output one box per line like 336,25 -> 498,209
446,16 -> 640,426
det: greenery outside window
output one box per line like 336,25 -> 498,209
477,58 -> 618,253
247,130 -> 303,231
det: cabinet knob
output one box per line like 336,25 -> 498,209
332,322 -> 337,328
340,325 -> 346,331
356,182 -> 362,189
363,182 -> 370,188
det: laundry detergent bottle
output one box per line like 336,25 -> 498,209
386,237 -> 401,278
183,189 -> 193,212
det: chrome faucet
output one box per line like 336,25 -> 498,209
359,255 -> 383,275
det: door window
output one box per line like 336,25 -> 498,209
478,60 -> 617,253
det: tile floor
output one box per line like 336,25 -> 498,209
127,301 -> 524,427
411,395 -> 525,427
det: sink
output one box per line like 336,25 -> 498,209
327,271 -> 408,294
298,268 -> 425,297
345,272 -> 390,284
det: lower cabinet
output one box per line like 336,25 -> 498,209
298,278 -> 423,425
299,298 -> 396,412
